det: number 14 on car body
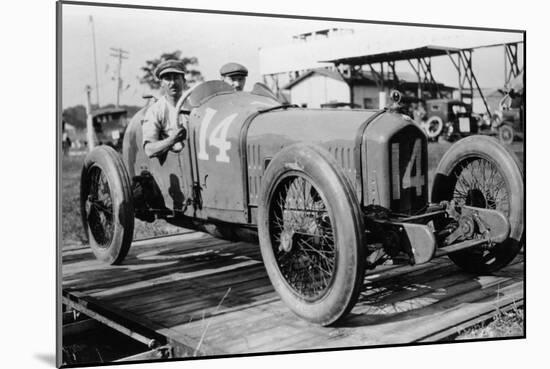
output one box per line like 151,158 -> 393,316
197,107 -> 238,163
392,138 -> 425,200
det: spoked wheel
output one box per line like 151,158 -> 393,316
85,165 -> 116,247
258,144 -> 365,326
432,136 -> 524,273
452,159 -> 509,214
269,174 -> 336,301
81,146 -> 134,264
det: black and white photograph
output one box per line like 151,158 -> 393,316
52,0 -> 530,367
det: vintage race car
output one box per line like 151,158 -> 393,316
81,81 -> 524,326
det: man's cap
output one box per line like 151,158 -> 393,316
220,62 -> 248,77
155,60 -> 186,79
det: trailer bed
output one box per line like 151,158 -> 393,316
62,231 -> 524,358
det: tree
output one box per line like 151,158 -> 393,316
140,51 -> 204,90
62,105 -> 87,130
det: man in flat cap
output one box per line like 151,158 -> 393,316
142,60 -> 188,158
220,62 -> 248,91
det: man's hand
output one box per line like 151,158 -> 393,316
170,127 -> 187,144
145,127 -> 187,158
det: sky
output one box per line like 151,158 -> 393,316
62,4 -> 346,108
61,3 -> 523,109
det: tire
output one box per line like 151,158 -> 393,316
257,144 -> 365,326
498,124 -> 515,145
425,116 -> 444,140
80,145 -> 135,264
431,135 -> 524,273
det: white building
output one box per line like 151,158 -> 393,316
282,68 -> 351,108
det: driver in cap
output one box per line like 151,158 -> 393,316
220,62 -> 248,91
142,60 -> 188,158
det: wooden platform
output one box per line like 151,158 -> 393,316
62,231 -> 524,357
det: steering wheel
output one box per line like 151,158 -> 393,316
169,85 -> 199,153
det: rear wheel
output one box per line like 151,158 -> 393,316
258,144 -> 365,325
81,146 -> 134,264
431,136 -> 524,273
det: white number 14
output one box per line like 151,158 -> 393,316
197,108 -> 237,163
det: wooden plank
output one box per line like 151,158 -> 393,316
62,231 -> 524,357
62,238 -> 260,289
181,302 -> 297,351
167,296 -> 282,342
61,230 -> 202,259
91,260 -> 260,299
61,233 -> 221,266
63,251 -> 262,293
61,235 -> 232,273
145,285 -> 277,325
129,275 -> 272,317
104,264 -> 268,308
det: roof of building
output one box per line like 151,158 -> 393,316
323,45 -> 462,65
282,68 -> 458,91
282,68 -> 346,90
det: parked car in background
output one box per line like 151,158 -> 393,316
424,99 -> 478,141
91,107 -> 128,151
493,72 -> 524,144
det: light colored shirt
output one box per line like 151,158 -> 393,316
142,96 -> 185,146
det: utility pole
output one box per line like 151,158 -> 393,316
110,47 -> 129,107
89,16 -> 100,106
85,85 -> 95,151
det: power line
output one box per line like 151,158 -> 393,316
89,16 -> 101,106
109,47 -> 129,107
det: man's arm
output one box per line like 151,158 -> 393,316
142,103 -> 186,158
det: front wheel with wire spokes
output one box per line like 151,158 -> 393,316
81,146 -> 134,264
431,136 -> 524,273
258,144 -> 365,326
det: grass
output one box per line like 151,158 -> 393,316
194,287 -> 232,356
61,153 -> 182,248
456,304 -> 524,340
61,154 -> 88,245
